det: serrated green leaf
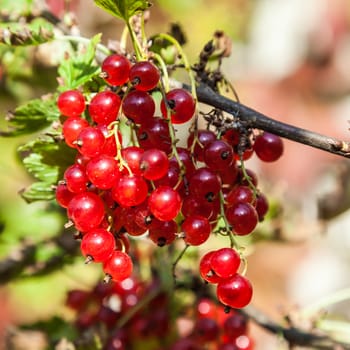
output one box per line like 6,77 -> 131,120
19,138 -> 76,202
57,34 -> 102,91
0,18 -> 54,46
0,96 -> 60,137
94,0 -> 151,21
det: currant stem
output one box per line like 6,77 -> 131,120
172,243 -> 190,282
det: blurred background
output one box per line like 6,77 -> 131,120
2,0 -> 350,348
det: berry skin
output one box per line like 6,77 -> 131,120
253,132 -> 284,162
148,186 -> 182,221
225,202 -> 258,235
80,228 -> 115,262
189,167 -> 222,202
112,175 -> 148,207
62,117 -> 89,148
203,139 -> 234,170
161,88 -> 196,124
121,146 -> 144,175
67,192 -> 105,232
103,250 -> 133,282
55,182 -> 75,208
64,164 -> 88,193
86,155 -> 120,190
76,126 -> 105,158
57,90 -> 85,117
129,61 -> 160,91
122,90 -> 155,124
187,129 -> 217,162
89,91 -> 121,125
148,220 -> 178,247
101,54 -> 131,86
210,248 -> 241,279
140,148 -> 169,180
255,192 -> 269,221
199,251 -> 222,284
182,215 -> 211,246
216,273 -> 253,309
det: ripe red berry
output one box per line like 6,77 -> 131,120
57,90 -> 85,117
129,61 -> 160,91
76,126 -> 105,158
225,202 -> 258,235
101,54 -> 131,86
103,250 -> 133,282
86,155 -> 120,190
148,186 -> 182,221
112,175 -> 148,207
122,90 -> 155,124
187,129 -> 217,162
140,148 -> 169,180
161,88 -> 195,124
255,192 -> 269,221
148,220 -> 178,247
199,251 -> 222,284
253,132 -> 284,162
182,215 -> 211,246
67,192 -> 105,232
55,182 -> 75,208
62,117 -> 89,148
89,91 -> 121,125
81,228 -> 115,262
64,164 -> 88,193
210,248 -> 241,279
216,273 -> 253,309
203,140 -> 234,170
121,146 -> 144,175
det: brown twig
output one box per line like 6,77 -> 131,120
190,84 -> 350,158
241,305 -> 350,349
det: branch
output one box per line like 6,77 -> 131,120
241,305 -> 350,350
192,84 -> 350,159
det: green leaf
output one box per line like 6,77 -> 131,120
0,0 -> 34,16
57,34 -> 102,91
94,0 -> 151,21
18,137 -> 76,202
0,96 -> 60,137
0,18 -> 54,46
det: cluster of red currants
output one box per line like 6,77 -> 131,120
55,52 -> 284,304
65,277 -> 253,350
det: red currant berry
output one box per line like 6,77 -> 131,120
140,148 -> 169,180
76,126 -> 105,158
121,146 -> 144,175
103,250 -> 133,282
64,164 -> 88,193
148,220 -> 178,247
255,192 -> 269,221
225,202 -> 258,235
182,215 -> 211,246
129,61 -> 160,91
193,317 -> 220,343
122,90 -> 155,124
223,313 -> 248,340
112,175 -> 148,207
161,88 -> 195,124
189,167 -> 222,202
55,182 -> 75,208
101,54 -> 131,86
187,129 -> 217,162
89,91 -> 121,125
86,155 -> 120,190
216,273 -> 253,309
203,140 -> 234,170
62,117 -> 89,148
210,248 -> 241,279
148,186 -> 182,221
225,186 -> 255,207
199,251 -> 222,284
253,132 -> 284,162
81,228 -> 115,262
65,290 -> 90,311
57,90 -> 85,117
67,192 -> 105,232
